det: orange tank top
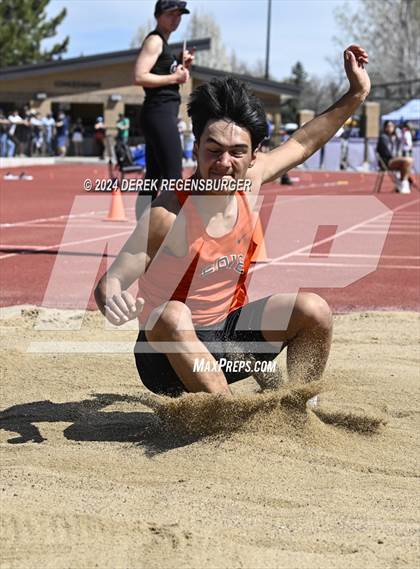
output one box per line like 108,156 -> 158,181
137,189 -> 257,327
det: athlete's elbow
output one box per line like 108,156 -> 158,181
133,74 -> 144,86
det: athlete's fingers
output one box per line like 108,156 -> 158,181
107,297 -> 129,321
105,305 -> 124,326
348,45 -> 368,63
121,291 -> 137,316
136,297 -> 145,315
111,295 -> 128,314
112,293 -> 135,318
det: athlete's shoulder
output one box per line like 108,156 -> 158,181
244,156 -> 265,198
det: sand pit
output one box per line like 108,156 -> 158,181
1,309 -> 419,569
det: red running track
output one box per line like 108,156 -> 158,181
0,164 -> 419,312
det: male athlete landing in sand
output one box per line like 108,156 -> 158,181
95,45 -> 370,397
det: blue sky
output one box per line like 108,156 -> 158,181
45,0 -> 354,80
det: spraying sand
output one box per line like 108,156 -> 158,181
1,308 -> 419,569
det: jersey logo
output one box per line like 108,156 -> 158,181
201,254 -> 245,277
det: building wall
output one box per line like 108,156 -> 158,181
0,59 -> 290,155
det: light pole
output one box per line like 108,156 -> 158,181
265,0 -> 272,80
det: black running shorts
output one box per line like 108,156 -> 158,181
134,296 -> 285,396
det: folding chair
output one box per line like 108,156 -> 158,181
372,152 -> 399,193
108,140 -> 144,187
373,152 -> 418,193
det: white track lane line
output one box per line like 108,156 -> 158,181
0,230 -> 132,260
351,230 -> 420,236
298,253 -> 420,260
0,206 -> 136,229
0,223 -> 136,230
250,197 -> 420,274
269,261 -> 419,270
0,210 -> 108,229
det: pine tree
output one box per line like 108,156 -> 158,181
0,0 -> 69,68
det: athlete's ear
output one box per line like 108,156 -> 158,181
248,143 -> 261,168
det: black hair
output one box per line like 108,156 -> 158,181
187,76 -> 268,150
383,120 -> 395,131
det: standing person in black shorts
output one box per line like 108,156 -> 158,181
134,0 -> 194,220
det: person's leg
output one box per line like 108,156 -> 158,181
144,134 -> 161,182
142,106 -> 182,180
136,110 -> 163,220
134,330 -> 187,396
260,292 -> 333,383
153,110 -> 183,179
389,157 -> 413,180
7,137 -> 15,157
0,133 -> 6,157
389,157 -> 413,193
145,300 -> 231,394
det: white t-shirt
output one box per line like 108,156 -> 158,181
402,129 -> 413,152
7,114 -> 22,136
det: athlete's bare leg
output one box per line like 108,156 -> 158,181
145,300 -> 231,394
261,292 -> 333,383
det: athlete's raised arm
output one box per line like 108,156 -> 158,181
258,45 -> 370,183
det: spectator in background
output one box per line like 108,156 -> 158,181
177,116 -> 186,153
339,118 -> 352,170
42,113 -> 56,156
116,113 -> 130,143
260,115 -> 273,153
29,111 -> 44,156
21,106 -> 33,156
0,109 -> 15,157
350,118 -> 359,137
7,110 -> 23,155
279,125 -> 294,185
12,109 -> 30,156
401,122 -> 413,157
71,118 -> 84,156
94,116 -> 106,160
56,112 -> 70,156
377,120 -> 413,194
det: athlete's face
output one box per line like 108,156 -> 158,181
195,119 -> 258,185
157,9 -> 183,33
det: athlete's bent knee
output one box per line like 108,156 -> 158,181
145,301 -> 192,344
296,293 -> 332,331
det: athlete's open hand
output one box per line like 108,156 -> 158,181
344,45 -> 370,99
105,292 -> 145,326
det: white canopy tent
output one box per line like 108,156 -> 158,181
381,99 -> 420,123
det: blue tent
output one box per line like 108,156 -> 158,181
382,99 -> 420,123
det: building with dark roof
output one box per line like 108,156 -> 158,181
0,39 -> 299,150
